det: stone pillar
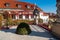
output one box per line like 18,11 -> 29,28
15,14 -> 19,20
23,15 -> 25,20
29,15 -> 31,20
17,15 -> 19,19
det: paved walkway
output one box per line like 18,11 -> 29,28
0,25 -> 57,40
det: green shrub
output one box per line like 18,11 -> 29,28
16,22 -> 31,35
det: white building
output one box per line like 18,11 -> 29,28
39,12 -> 49,23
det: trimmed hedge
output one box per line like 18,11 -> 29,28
16,22 -> 31,35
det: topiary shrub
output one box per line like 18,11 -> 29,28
16,22 -> 31,35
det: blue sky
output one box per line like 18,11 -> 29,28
19,0 -> 56,13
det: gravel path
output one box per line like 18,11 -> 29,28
0,25 -> 57,40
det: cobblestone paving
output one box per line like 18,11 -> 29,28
0,25 -> 57,40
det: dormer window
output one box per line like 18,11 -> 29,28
16,4 -> 21,8
27,5 -> 30,8
4,3 -> 10,7
25,5 -> 30,9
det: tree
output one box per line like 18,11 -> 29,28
16,22 -> 31,35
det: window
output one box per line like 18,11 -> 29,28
12,14 -> 16,19
25,5 -> 30,9
25,15 -> 29,19
4,3 -> 10,7
16,4 -> 21,8
27,5 -> 30,9
19,15 -> 22,19
31,15 -> 34,18
3,14 -> 6,19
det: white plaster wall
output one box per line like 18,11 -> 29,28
15,15 -> 19,19
29,15 -> 31,20
39,12 -> 49,23
23,15 -> 25,20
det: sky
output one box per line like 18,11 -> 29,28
19,0 -> 56,13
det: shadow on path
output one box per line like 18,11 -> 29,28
29,31 -> 53,38
0,29 -> 57,40
1,29 -> 16,33
1,29 -> 52,38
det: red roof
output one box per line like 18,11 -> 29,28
0,0 -> 42,11
42,12 -> 49,16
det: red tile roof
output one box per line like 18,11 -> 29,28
0,0 -> 42,11
42,12 -> 49,16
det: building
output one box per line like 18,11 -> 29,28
40,12 -> 49,24
49,13 -> 57,22
0,0 -> 42,26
